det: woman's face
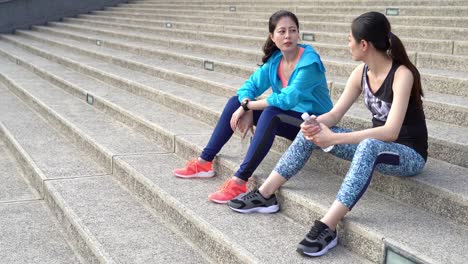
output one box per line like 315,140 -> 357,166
270,16 -> 299,52
348,32 -> 363,61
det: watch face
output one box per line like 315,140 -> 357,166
241,99 -> 249,110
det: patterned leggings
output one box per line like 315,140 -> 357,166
274,127 -> 426,209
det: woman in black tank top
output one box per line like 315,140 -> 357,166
227,12 -> 428,257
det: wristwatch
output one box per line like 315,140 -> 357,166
241,99 -> 250,111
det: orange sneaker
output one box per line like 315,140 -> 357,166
173,159 -> 215,178
208,178 -> 247,204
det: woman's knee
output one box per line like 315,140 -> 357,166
255,106 -> 282,128
359,138 -> 381,146
227,96 -> 240,105
262,105 -> 280,113
259,106 -> 282,120
356,138 -> 381,153
222,96 -> 241,114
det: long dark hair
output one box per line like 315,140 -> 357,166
351,12 -> 423,109
261,10 -> 299,64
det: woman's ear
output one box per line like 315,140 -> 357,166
269,33 -> 274,42
361,39 -> 369,51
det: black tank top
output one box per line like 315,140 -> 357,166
362,62 -> 428,161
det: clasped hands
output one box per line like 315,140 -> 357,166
301,115 -> 334,148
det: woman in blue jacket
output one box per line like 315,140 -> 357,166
173,10 -> 333,203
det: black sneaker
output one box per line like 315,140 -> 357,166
297,220 -> 338,257
227,188 -> 280,214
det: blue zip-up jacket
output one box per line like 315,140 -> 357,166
237,44 -> 333,115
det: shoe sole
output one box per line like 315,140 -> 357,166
209,198 -> 229,204
297,237 -> 338,257
173,171 -> 215,178
229,204 -> 280,214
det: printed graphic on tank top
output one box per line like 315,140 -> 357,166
362,63 -> 398,123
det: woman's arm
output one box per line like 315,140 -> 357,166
237,63 -> 272,102
243,99 -> 269,110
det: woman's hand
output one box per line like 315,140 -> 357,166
310,124 -> 335,148
237,110 -> 255,139
230,107 -> 254,138
230,107 -> 244,131
300,116 -> 321,139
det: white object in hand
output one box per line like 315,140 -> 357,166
301,113 -> 334,152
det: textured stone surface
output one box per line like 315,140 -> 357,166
0,142 -> 38,202
114,153 -> 371,264
1,1 -> 468,263
97,7 -> 468,40
454,40 -> 468,56
3,22 -> 466,226
0,85 -> 107,180
36,14 -> 466,76
0,57 -> 167,157
0,201 -> 81,263
256,157 -> 468,264
45,176 -> 208,263
171,133 -> 468,263
8,17 -> 467,109
71,11 -> 458,54
417,52 -> 468,73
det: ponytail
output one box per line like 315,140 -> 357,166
352,12 -> 424,109
388,33 -> 424,109
261,36 -> 279,64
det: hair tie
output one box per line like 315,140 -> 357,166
388,32 -> 393,39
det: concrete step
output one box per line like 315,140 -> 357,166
455,40 -> 468,55
133,0 -> 468,6
115,137 -> 468,264
0,137 -> 39,203
417,52 -> 468,73
2,31 -> 467,168
0,31 -> 247,98
118,3 -> 468,17
0,63 -> 166,170
113,153 -> 368,263
102,6 -> 468,28
0,64 -> 211,264
63,15 -> 462,56
59,14 -> 467,71
1,39 -> 466,229
44,175 -> 210,263
15,25 -> 468,127
87,10 -> 468,41
0,85 -> 107,196
1,1 -> 466,264
42,20 -> 468,97
0,135 -> 78,263
0,44 -> 369,264
0,201 -> 82,263
0,21 -> 464,262
0,39 -> 216,145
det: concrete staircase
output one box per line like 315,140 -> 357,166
1,0 -> 467,263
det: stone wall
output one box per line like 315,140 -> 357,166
0,0 -> 128,33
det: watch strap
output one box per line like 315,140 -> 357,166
241,99 -> 250,111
